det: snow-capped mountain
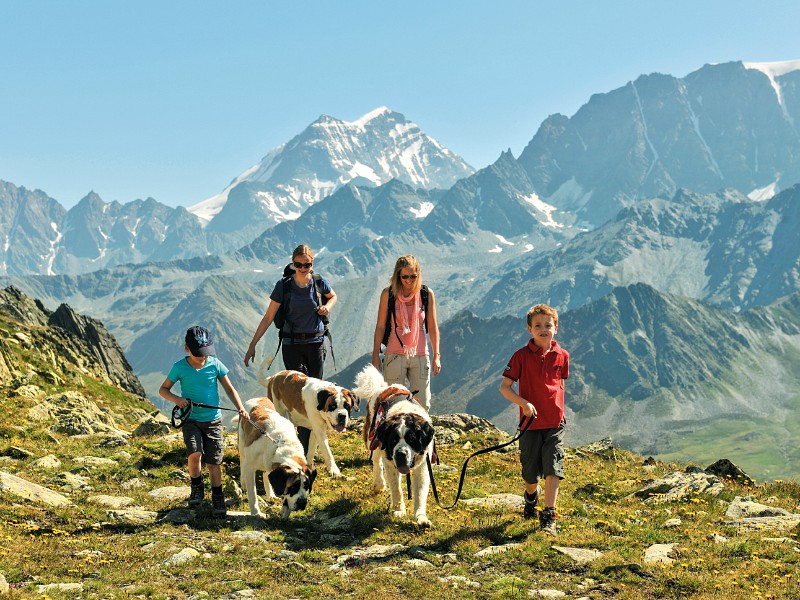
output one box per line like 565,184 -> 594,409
518,60 -> 800,227
188,107 -> 475,235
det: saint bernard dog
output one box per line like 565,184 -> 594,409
238,396 -> 317,519
258,368 -> 359,479
353,364 -> 436,527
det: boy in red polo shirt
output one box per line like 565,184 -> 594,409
500,304 -> 569,535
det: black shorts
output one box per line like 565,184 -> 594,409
519,422 -> 566,484
182,419 -> 225,465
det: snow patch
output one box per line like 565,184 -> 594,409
410,202 -> 434,218
345,162 -> 382,185
748,181 -> 778,201
523,243 -> 534,253
354,106 -> 392,126
521,193 -> 564,228
631,80 -> 659,180
488,245 -> 503,253
495,234 -> 514,246
45,222 -> 63,276
678,82 -> 723,179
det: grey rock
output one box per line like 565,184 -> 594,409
30,454 -> 61,470
164,547 -> 200,566
87,495 -> 136,509
0,470 -> 72,507
644,543 -> 676,565
475,542 -> 523,557
705,459 -> 754,485
551,546 -> 604,564
631,470 -> 725,503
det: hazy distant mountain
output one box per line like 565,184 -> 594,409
189,107 -> 475,238
519,60 -> 800,227
472,184 -> 800,317
1,108 -> 475,276
415,284 -> 800,479
0,181 -> 66,276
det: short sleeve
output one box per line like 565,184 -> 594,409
167,361 -> 182,383
502,352 -> 521,383
269,279 -> 285,304
215,358 -> 229,379
318,275 -> 333,296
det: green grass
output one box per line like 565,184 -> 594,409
2,312 -> 800,598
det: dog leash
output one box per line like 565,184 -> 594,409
170,399 -> 268,437
426,414 -> 536,510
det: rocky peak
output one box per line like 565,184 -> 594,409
0,286 -> 145,396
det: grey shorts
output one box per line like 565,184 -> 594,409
519,422 -> 566,484
182,419 -> 225,465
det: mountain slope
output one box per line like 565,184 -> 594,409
421,284 -> 800,480
518,60 -> 800,227
472,184 -> 800,318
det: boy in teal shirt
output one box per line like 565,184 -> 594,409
159,326 -> 248,517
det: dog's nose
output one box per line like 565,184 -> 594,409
296,497 -> 307,511
394,451 -> 410,467
337,413 -> 347,424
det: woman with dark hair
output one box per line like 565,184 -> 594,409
371,255 -> 440,409
244,244 -> 336,450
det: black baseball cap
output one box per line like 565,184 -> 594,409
185,326 -> 216,357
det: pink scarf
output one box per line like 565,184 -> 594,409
396,291 -> 421,357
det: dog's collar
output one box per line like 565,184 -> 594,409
368,391 -> 421,451
382,392 -> 419,412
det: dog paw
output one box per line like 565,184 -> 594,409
392,509 -> 407,518
414,515 -> 432,528
329,467 -> 343,479
250,510 -> 266,519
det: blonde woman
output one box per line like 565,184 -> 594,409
371,255 -> 440,410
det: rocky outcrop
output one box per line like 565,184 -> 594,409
47,303 -> 144,396
0,286 -> 145,396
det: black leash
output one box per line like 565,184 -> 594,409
170,399 -> 267,436
171,399 -> 241,428
426,414 -> 536,510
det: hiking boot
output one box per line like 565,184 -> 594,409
211,494 -> 227,518
540,507 -> 557,536
523,490 -> 539,519
188,483 -> 204,508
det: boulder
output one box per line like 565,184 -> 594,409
0,470 -> 73,507
631,469 -> 724,503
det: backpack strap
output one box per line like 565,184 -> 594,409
280,275 -> 295,343
311,273 -> 336,370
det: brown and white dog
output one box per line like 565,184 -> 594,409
238,396 -> 317,519
258,368 -> 359,479
353,364 -> 435,527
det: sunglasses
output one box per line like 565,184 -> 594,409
293,261 -> 313,269
400,274 -> 418,280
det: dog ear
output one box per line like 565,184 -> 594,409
317,389 -> 333,411
345,390 -> 360,412
419,420 -> 435,449
268,466 -> 289,496
305,466 -> 317,489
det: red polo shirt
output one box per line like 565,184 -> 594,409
502,339 -> 569,430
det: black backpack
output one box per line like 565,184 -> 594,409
273,263 -> 329,335
265,263 -> 334,371
381,284 -> 429,349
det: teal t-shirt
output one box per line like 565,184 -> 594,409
167,356 -> 229,422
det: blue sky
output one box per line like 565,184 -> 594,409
2,1 -> 799,209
